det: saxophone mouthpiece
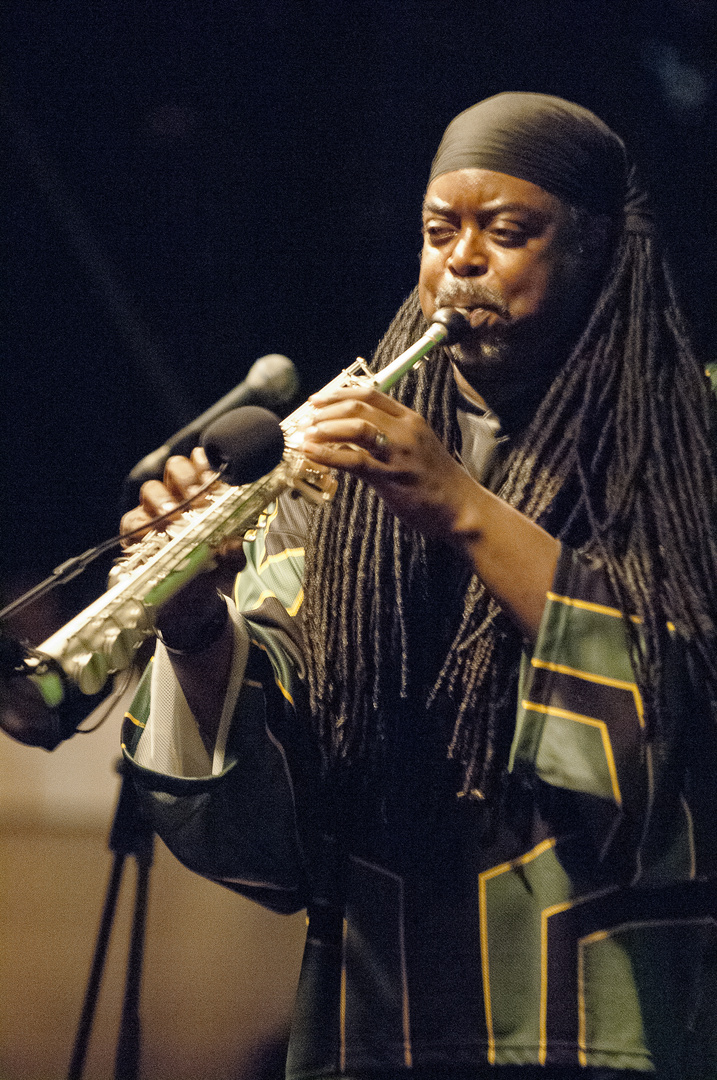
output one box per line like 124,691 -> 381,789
430,308 -> 471,346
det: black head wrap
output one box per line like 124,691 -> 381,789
429,92 -> 655,234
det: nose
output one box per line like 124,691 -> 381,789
446,225 -> 488,276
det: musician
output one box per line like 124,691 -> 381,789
5,94 -> 717,1078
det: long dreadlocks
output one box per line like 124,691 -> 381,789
302,224 -> 717,799
301,92 -> 717,798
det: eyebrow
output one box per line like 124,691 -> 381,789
422,197 -> 547,219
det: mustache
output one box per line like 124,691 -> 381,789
434,283 -> 510,320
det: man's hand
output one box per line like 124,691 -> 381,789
120,445 -> 246,750
120,445 -> 220,546
300,384 -> 484,538
301,384 -> 560,640
120,446 -> 247,604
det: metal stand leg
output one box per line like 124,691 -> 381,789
67,761 -> 154,1080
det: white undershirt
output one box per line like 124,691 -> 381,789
133,598 -> 250,777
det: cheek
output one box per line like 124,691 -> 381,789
418,246 -> 441,315
497,250 -> 563,319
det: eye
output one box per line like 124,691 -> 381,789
422,220 -> 457,245
490,225 -> 529,248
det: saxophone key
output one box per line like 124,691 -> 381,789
63,644 -> 109,696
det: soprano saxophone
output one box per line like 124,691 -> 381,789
28,309 -> 466,697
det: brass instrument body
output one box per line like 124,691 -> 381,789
30,317 -> 456,697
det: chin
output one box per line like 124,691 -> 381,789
455,338 -> 510,373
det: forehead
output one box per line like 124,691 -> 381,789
423,168 -> 568,218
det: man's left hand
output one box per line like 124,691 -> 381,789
301,384 -> 477,539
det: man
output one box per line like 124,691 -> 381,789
6,94 -> 717,1077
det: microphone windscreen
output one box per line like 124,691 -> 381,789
201,406 -> 285,484
245,353 -> 300,408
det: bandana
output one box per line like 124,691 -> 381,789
429,92 -> 655,234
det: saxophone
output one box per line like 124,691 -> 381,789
26,309 -> 467,698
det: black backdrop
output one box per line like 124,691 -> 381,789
3,0 -> 715,629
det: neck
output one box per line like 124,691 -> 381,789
451,365 -> 490,410
451,361 -> 554,433
450,321 -> 583,432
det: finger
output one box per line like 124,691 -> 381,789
302,417 -> 395,459
138,478 -> 180,516
304,399 -> 400,448
301,437 -> 369,474
120,505 -> 159,546
190,445 -> 214,478
164,454 -> 207,501
120,455 -> 211,549
301,432 -> 396,478
121,481 -> 181,547
309,384 -> 405,417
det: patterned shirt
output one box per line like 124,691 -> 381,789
122,455 -> 717,1079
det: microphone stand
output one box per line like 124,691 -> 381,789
67,759 -> 154,1080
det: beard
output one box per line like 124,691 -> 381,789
433,280 -> 518,377
432,277 -> 582,422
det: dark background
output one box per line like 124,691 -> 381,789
3,0 -> 716,629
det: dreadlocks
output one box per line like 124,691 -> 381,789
302,220 -> 717,798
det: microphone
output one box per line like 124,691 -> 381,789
124,354 -> 299,489
201,406 -> 286,485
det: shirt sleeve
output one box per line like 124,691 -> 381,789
509,545 -> 712,885
119,492 -> 318,912
127,489 -> 310,779
131,597 -> 249,778
510,546 -> 646,810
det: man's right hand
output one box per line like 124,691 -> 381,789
120,446 -> 219,547
120,446 -> 247,613
120,446 -> 246,750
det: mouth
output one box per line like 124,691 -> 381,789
452,305 -> 506,330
